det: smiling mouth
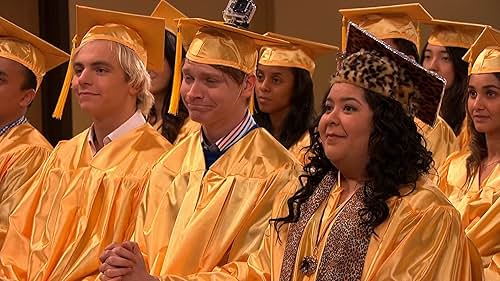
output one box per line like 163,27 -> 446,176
188,104 -> 211,110
257,96 -> 271,102
325,134 -> 346,141
78,92 -> 99,97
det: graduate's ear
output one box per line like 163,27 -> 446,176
19,88 -> 36,108
241,74 -> 256,99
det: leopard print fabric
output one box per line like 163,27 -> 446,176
315,187 -> 370,281
336,22 -> 446,126
332,49 -> 417,116
279,172 -> 371,281
279,172 -> 336,281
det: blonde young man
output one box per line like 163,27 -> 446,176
0,6 -> 172,281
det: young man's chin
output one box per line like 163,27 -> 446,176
79,104 -> 102,118
189,113 -> 207,124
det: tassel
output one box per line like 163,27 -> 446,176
341,16 -> 347,52
52,36 -> 77,119
467,50 -> 473,75
416,23 -> 421,54
249,91 -> 255,114
168,21 -> 184,115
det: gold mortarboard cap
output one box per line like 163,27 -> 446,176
258,32 -> 338,75
167,17 -> 287,114
52,5 -> 166,119
462,26 -> 500,75
178,18 -> 286,74
0,16 -> 69,91
335,22 -> 445,126
151,0 -> 186,35
339,3 -> 433,51
426,19 -> 485,49
76,5 -> 165,71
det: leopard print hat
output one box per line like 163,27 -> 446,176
333,22 -> 446,126
332,49 -> 418,116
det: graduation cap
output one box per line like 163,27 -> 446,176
333,22 -> 445,126
167,17 -> 287,115
426,19 -> 485,49
150,0 -> 186,35
339,3 -> 433,51
258,32 -> 338,75
52,5 -> 166,119
462,25 -> 500,75
0,16 -> 69,91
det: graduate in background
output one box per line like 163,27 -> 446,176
439,25 -> 500,280
148,0 -> 199,144
0,16 -> 68,248
98,7 -> 303,281
254,33 -> 337,164
0,6 -> 172,280
339,3 -> 459,170
421,20 -> 485,150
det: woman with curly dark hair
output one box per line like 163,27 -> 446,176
421,20 -> 485,154
254,47 -> 481,281
339,5 -> 460,171
439,26 -> 500,279
253,33 -> 337,163
148,2 -> 199,144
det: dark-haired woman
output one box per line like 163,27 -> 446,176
148,22 -> 199,144
254,33 -> 337,164
439,26 -> 499,280
207,48 -> 483,281
421,20 -> 485,154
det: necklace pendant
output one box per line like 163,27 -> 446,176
299,255 -> 318,276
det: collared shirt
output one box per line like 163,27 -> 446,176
0,116 -> 28,137
88,110 -> 146,156
201,111 -> 257,153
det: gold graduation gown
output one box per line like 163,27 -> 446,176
439,151 -> 500,280
174,177 -> 483,281
457,119 -> 470,152
288,132 -> 310,165
0,124 -> 172,281
133,128 -> 302,279
152,118 -> 200,144
416,116 -> 459,170
0,123 -> 52,248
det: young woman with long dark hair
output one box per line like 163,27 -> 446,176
439,26 -> 500,279
421,20 -> 485,152
254,33 -> 337,163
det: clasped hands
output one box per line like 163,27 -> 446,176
99,241 -> 158,281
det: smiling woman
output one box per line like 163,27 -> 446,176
319,83 -> 373,170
